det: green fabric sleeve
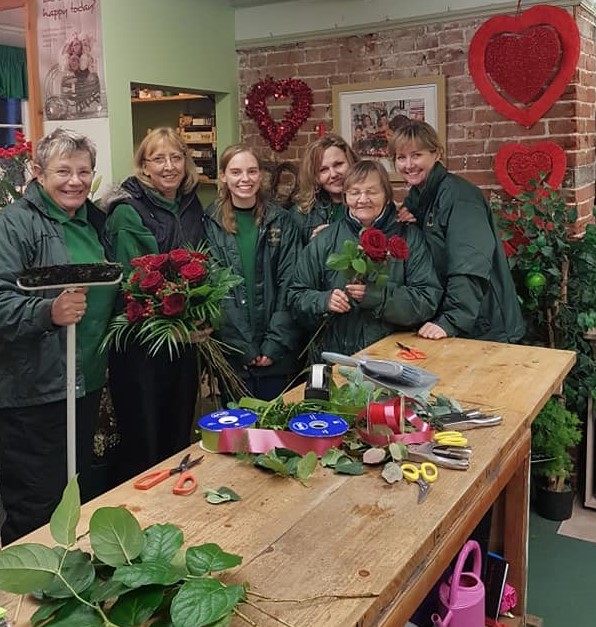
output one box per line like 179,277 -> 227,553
434,274 -> 487,336
104,204 -> 158,272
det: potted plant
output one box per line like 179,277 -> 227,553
531,397 -> 582,520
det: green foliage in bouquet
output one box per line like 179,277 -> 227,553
0,131 -> 32,208
0,477 -> 246,626
495,181 -> 596,419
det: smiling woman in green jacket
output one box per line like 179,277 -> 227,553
391,120 -> 524,342
288,160 -> 442,359
204,145 -> 303,401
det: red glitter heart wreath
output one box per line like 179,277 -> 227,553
469,5 -> 580,127
495,141 -> 567,196
245,76 -> 313,152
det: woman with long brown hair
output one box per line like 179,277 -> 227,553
204,145 -> 303,400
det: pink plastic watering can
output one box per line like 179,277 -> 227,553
431,540 -> 485,627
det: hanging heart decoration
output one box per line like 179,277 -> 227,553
468,5 -> 580,127
245,76 -> 313,152
495,141 -> 567,196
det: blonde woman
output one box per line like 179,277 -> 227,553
204,145 -> 303,400
103,127 -> 204,483
292,134 -> 359,245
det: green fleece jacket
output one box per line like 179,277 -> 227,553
403,162 -> 525,342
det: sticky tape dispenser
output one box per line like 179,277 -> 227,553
305,363 -> 331,401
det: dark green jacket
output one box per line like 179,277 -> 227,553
204,202 -> 304,376
0,182 -> 109,408
404,163 -> 525,342
291,192 -> 346,245
288,203 -> 442,358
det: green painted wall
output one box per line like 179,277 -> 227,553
100,0 -> 237,190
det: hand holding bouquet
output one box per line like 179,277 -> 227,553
102,247 -> 247,399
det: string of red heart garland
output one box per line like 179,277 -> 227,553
244,76 -> 313,152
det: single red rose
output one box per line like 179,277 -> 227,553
128,269 -> 144,285
169,248 -> 192,270
180,261 -> 207,283
360,228 -> 388,262
147,253 -> 170,271
190,251 -> 209,262
162,292 -> 186,317
387,235 -> 409,260
502,240 -> 516,258
126,299 -> 146,323
139,270 -> 164,294
130,254 -> 153,269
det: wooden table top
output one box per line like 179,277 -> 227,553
1,333 -> 575,627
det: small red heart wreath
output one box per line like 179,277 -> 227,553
494,141 -> 567,196
469,5 -> 580,127
245,76 -> 313,152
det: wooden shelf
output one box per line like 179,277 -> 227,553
131,94 -> 206,103
198,176 -> 217,185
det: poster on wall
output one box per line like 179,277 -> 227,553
37,0 -> 107,121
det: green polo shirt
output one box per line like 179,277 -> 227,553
41,188 -> 118,392
233,207 -> 258,325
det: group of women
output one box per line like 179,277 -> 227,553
0,119 -> 523,544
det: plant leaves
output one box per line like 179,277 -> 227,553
321,448 -> 345,467
351,257 -> 367,275
112,561 -> 183,588
42,548 -> 95,599
334,459 -> 365,475
382,461 -> 404,484
0,543 -> 60,593
141,523 -> 184,563
89,507 -> 145,567
86,577 -> 131,603
186,543 -> 242,576
50,476 -> 81,547
254,451 -> 290,476
217,487 -> 241,501
388,442 -> 407,462
362,447 -> 387,465
41,597 -> 104,626
203,487 -> 241,505
296,451 -> 318,484
108,586 -> 165,626
30,599 -> 68,626
170,579 -> 245,627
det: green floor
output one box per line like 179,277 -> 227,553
528,508 -> 596,625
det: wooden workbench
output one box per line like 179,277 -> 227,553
0,333 -> 575,627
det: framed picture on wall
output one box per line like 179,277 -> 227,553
332,75 -> 446,180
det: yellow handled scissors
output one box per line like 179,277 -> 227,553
434,430 -> 469,447
401,462 -> 438,504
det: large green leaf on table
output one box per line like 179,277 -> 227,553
89,507 -> 144,567
42,548 -> 95,598
113,561 -> 183,588
31,599 -> 68,626
108,586 -> 165,626
321,448 -> 345,467
296,451 -> 318,484
141,523 -> 184,563
0,543 -> 60,593
186,544 -> 242,576
42,597 -> 104,626
50,476 -> 81,547
254,450 -> 290,476
170,579 -> 245,627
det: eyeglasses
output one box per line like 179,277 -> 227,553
345,189 -> 384,201
144,153 -> 185,167
45,168 -> 95,182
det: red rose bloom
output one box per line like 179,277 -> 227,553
126,299 -> 146,322
148,253 -> 170,272
360,228 -> 388,262
128,269 -> 144,285
190,251 -> 209,262
139,270 -> 164,294
162,292 -> 186,317
387,235 -> 409,260
180,261 -> 207,283
130,254 -> 153,269
169,248 -> 192,270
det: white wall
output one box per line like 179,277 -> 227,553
235,0 -> 589,45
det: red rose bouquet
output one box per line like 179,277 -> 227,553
0,131 -> 32,208
326,227 -> 409,285
101,247 -> 247,399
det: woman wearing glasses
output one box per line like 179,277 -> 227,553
292,134 -> 359,245
0,128 -> 117,544
288,160 -> 441,359
103,127 -> 205,484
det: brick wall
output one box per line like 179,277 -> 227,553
237,6 -> 596,226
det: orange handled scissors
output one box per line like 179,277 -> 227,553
134,453 -> 204,495
396,341 -> 427,361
